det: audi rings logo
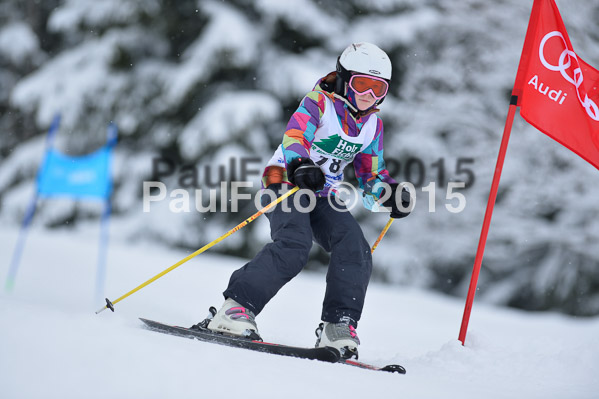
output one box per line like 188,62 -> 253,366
539,31 -> 599,121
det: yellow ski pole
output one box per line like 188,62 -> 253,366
96,186 -> 299,314
371,218 -> 394,253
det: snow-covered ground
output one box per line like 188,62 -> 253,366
1,225 -> 598,399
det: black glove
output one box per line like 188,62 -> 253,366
287,157 -> 325,191
381,183 -> 411,219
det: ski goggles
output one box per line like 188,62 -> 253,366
348,74 -> 389,99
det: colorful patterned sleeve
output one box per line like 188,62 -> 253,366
353,117 -> 397,198
281,91 -> 326,165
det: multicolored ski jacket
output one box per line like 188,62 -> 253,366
263,76 -> 396,198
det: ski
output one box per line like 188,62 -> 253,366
140,318 -> 339,363
340,359 -> 406,374
139,318 -> 405,374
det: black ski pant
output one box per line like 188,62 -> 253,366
223,184 -> 373,326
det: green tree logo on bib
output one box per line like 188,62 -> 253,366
313,135 -> 362,160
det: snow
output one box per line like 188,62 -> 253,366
258,48 -> 334,99
1,225 -> 598,398
0,135 -> 45,195
0,22 -> 40,66
254,0 -> 345,42
47,0 -> 160,34
165,1 -> 260,107
178,91 -> 281,160
348,9 -> 441,48
10,31 -> 129,128
1,0 -> 599,374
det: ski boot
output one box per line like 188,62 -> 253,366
199,298 -> 262,340
315,317 -> 360,359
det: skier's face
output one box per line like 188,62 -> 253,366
354,92 -> 377,111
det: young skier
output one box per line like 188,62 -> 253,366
205,42 -> 411,358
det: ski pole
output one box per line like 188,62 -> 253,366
95,186 -> 300,314
371,218 -> 394,253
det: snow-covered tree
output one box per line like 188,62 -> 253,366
1,0 -> 598,315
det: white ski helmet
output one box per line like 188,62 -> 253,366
335,42 -> 392,105
338,42 -> 392,80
